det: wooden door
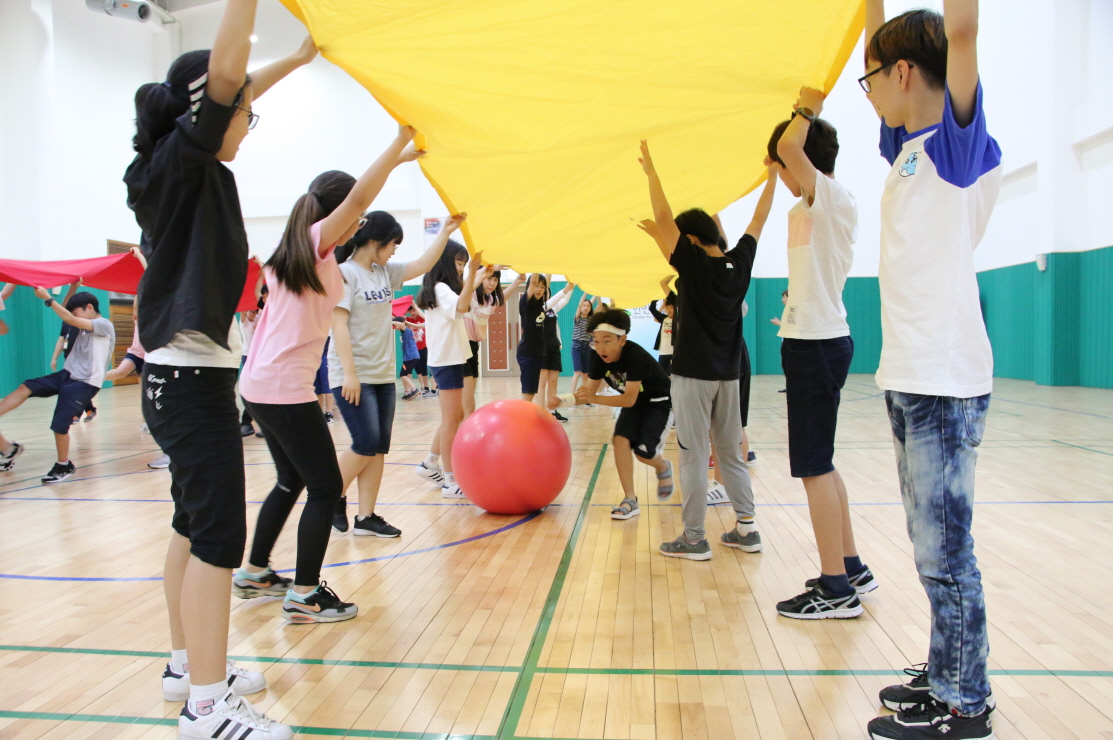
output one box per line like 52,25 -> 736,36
481,285 -> 522,377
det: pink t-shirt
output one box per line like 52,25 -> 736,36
127,315 -> 146,359
240,222 -> 343,405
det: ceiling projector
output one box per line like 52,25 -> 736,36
85,0 -> 153,22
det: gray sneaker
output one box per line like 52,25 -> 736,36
720,525 -> 763,552
659,535 -> 712,561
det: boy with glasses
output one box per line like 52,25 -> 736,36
861,1 -> 1002,738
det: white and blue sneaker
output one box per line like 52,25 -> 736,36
414,461 -> 444,485
179,689 -> 292,739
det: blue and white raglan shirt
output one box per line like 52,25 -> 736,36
876,81 -> 1002,398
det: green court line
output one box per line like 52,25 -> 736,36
0,645 -> 517,673
1052,440 -> 1113,458
496,444 -> 609,740
0,711 -> 492,738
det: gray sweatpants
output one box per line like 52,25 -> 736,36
672,374 -> 755,541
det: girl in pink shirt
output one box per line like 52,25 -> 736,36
235,125 -> 422,623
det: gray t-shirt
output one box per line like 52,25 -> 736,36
327,260 -> 408,387
65,317 -> 116,387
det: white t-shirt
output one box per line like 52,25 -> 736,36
327,259 -> 407,387
778,175 -> 856,340
64,317 -> 115,387
876,82 -> 1002,398
145,319 -> 243,369
425,282 -> 472,367
659,315 -> 674,355
238,313 -> 257,357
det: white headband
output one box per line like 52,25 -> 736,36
595,323 -> 627,336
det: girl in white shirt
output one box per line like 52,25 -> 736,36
412,241 -> 483,498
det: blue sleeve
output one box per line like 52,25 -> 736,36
879,120 -> 906,165
924,81 -> 1002,189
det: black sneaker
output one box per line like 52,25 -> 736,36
879,664 -> 933,711
867,699 -> 994,740
255,430 -> 265,438
41,461 -> 76,484
240,423 -> 256,437
552,410 -> 568,423
354,513 -> 401,538
806,566 -> 879,595
282,582 -> 358,624
402,387 -> 421,401
332,496 -> 350,533
325,411 -> 335,424
776,585 -> 863,620
0,441 -> 24,471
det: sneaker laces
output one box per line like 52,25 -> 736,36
226,660 -> 255,679
315,581 -> 344,605
222,692 -> 273,729
903,662 -> 929,686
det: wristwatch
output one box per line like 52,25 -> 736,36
43,298 -> 54,308
793,107 -> 817,123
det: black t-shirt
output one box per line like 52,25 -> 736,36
589,340 -> 670,407
125,92 -> 248,352
668,234 -> 756,380
518,293 -> 546,357
60,322 -> 81,358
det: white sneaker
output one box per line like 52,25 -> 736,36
162,660 -> 267,702
148,454 -> 170,469
441,483 -> 466,499
140,423 -> 150,434
179,689 -> 291,740
707,482 -> 729,504
414,461 -> 444,485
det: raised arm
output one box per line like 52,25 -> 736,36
319,125 -> 417,252
207,0 -> 257,106
944,0 -> 980,127
34,287 -> 94,331
402,213 -> 467,282
865,0 -> 885,50
744,162 -> 780,242
506,272 -> 525,295
547,283 -> 575,312
777,88 -> 826,204
0,283 -> 14,301
639,140 -> 681,258
250,36 -> 317,101
455,252 -> 484,314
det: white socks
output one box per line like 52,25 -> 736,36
443,471 -> 457,486
736,517 -> 757,535
170,649 -> 189,674
188,680 -> 229,716
425,452 -> 441,467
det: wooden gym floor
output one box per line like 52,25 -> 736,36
1,375 -> 1112,739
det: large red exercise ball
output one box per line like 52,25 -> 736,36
452,399 -> 572,514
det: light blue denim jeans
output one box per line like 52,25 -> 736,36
885,391 -> 992,715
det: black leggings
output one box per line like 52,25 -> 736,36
244,399 -> 343,586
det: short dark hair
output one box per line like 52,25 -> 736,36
66,292 -> 100,314
587,308 -> 631,335
338,210 -> 404,264
767,117 -> 839,175
866,9 -> 947,91
673,208 -> 719,248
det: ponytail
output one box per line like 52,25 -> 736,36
266,170 -> 356,295
132,50 -> 210,158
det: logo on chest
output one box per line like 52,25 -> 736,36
899,152 -> 919,177
362,287 -> 393,304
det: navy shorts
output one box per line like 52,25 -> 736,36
429,363 -> 466,391
517,354 -> 541,395
781,335 -> 853,478
572,341 -> 592,373
124,353 -> 145,375
614,401 -> 673,460
312,338 -> 330,396
24,370 -> 101,434
463,340 -> 480,378
332,382 -> 396,456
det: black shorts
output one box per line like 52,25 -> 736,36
142,364 -> 246,569
781,336 -> 853,478
541,347 -> 562,372
125,353 -> 145,376
658,354 -> 672,376
463,340 -> 480,378
24,370 -> 100,434
517,352 -> 542,395
614,401 -> 673,460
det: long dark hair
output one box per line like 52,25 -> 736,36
267,170 -> 355,295
416,239 -> 469,309
475,268 -> 505,308
133,50 -> 211,158
336,210 -> 403,265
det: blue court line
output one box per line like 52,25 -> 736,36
0,511 -> 541,583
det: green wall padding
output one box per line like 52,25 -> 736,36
0,286 -> 112,394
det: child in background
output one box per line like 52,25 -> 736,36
397,314 -> 421,400
570,293 -> 599,397
0,283 -> 13,335
647,277 -> 675,375
462,267 -> 522,417
540,280 -> 576,421
862,1 -> 1001,736
637,140 -> 777,561
560,308 -> 673,520
48,282 -> 98,423
413,243 -> 483,498
237,289 -> 264,436
313,339 -> 335,422
766,86 -> 872,621
516,273 -> 548,402
328,211 -> 465,536
0,289 -> 115,482
409,308 -> 437,397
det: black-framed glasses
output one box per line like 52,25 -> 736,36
239,106 -> 260,130
857,61 -> 913,93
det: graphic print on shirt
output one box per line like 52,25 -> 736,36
361,285 -> 393,305
899,152 -> 918,177
602,368 -> 631,396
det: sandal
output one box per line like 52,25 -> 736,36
656,459 -> 674,497
610,497 -> 640,520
